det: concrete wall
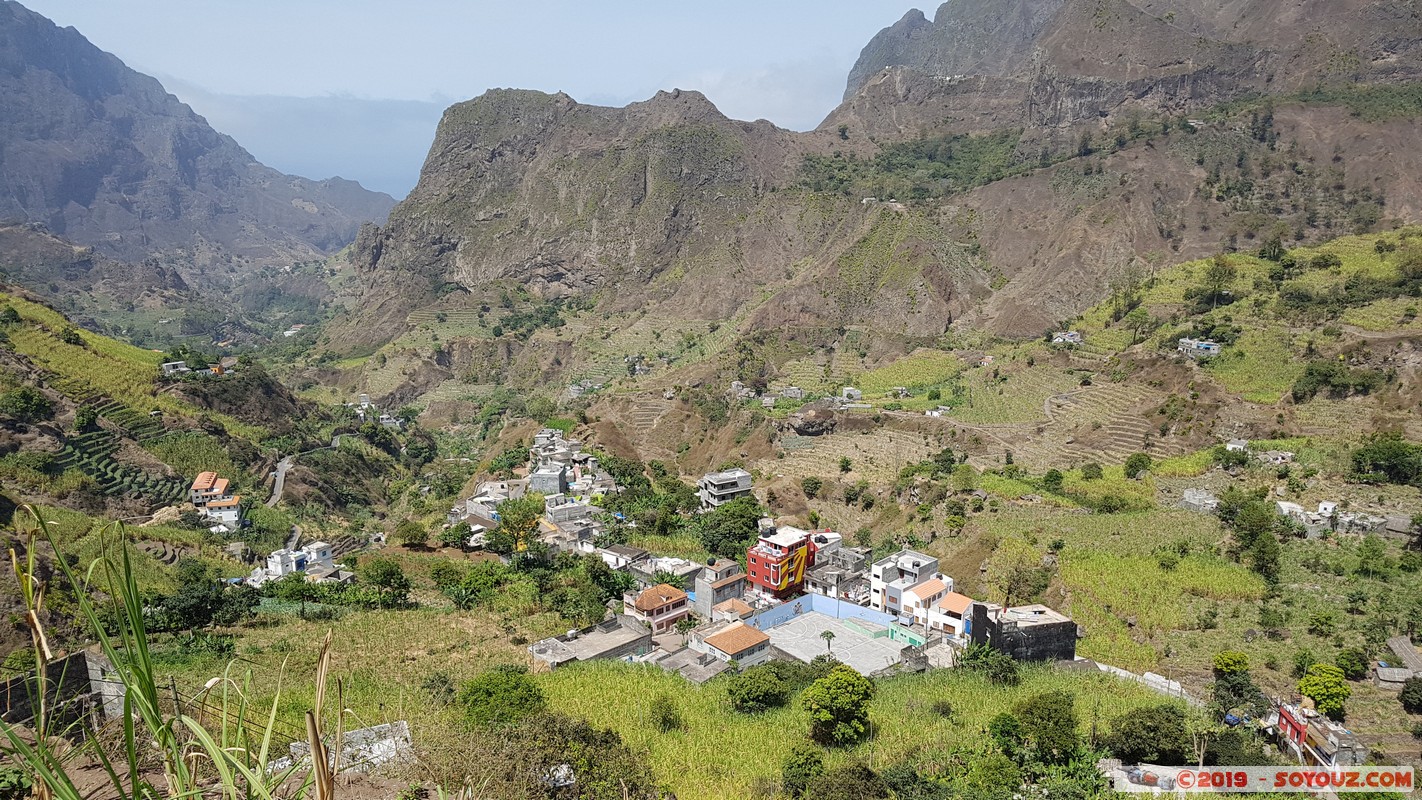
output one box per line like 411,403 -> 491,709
744,594 -> 896,632
970,605 -> 1077,662
0,652 -> 121,737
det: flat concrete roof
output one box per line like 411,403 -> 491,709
765,611 -> 906,675
999,604 -> 1071,626
531,624 -> 645,664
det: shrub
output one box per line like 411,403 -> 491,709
649,693 -> 684,732
930,699 -> 954,718
1124,452 -> 1152,478
781,743 -> 826,798
457,664 -> 546,727
1080,462 -> 1103,480
1103,704 -> 1190,766
727,667 -> 789,713
1400,676 -> 1422,714
1292,648 -> 1316,679
960,642 -> 1020,686
803,763 -> 890,800
1013,690 -> 1079,764
801,476 -> 823,499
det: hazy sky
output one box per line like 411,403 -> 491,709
25,1 -> 917,197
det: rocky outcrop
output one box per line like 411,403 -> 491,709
0,1 -> 394,272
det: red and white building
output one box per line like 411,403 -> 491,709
746,522 -> 843,600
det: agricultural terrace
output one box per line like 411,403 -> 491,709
0,292 -> 263,439
930,503 -> 1421,745
1070,232 -> 1422,404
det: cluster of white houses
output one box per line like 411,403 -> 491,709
447,429 -> 622,551
244,540 -> 354,587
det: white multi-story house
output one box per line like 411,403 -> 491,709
247,541 -> 337,586
926,591 -> 976,640
698,468 -> 752,510
869,549 -> 947,618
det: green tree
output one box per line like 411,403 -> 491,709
152,559 -> 258,632
1080,462 -> 1103,480
1201,254 -> 1237,306
457,664 -> 546,727
393,519 -> 428,548
728,668 -> 789,713
1249,532 -> 1281,584
985,537 -> 1047,609
1355,534 -> 1391,578
1012,690 -> 1079,764
1041,469 -> 1064,493
0,306 -> 19,326
1123,306 -> 1156,343
692,496 -> 763,559
801,664 -> 876,746
951,463 -> 978,492
801,476 -> 823,499
1124,452 -> 1152,479
438,524 -> 470,550
1334,648 -> 1368,681
359,557 -> 411,607
821,629 -> 836,654
1297,664 -> 1351,720
488,494 -> 545,556
781,743 -> 826,798
1103,704 -> 1190,765
1400,676 -> 1422,713
1213,651 -> 1262,713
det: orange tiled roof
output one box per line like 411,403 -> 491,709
704,621 -> 769,656
191,471 -> 218,491
905,578 -> 945,600
712,598 -> 753,616
206,496 -> 241,508
936,591 -> 974,615
633,584 -> 687,612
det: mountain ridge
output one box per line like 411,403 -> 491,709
0,0 -> 395,271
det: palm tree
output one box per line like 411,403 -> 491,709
820,629 -> 835,654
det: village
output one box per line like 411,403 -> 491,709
175,422 -> 1416,777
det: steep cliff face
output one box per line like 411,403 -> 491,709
337,0 -> 1422,401
342,88 -> 986,351
832,0 -> 1422,140
0,1 -> 394,269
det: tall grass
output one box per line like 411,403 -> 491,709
0,507 -> 330,799
540,659 -> 1168,800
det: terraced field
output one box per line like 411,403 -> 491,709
764,424 -> 937,484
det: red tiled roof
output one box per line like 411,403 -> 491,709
633,584 -> 687,612
191,471 -> 217,491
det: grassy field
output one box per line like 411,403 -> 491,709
541,660 -> 1167,799
853,349 -> 963,395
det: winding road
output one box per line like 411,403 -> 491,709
265,435 -> 341,508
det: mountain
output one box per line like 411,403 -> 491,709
0,0 -> 394,270
328,0 -> 1422,405
834,0 -> 1422,139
